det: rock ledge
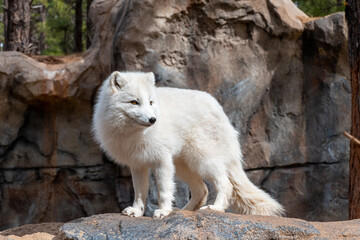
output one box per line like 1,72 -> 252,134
55,210 -> 360,240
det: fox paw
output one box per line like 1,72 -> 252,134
200,205 -> 225,212
153,208 -> 172,218
122,206 -> 143,217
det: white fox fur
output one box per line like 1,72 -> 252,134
92,71 -> 284,218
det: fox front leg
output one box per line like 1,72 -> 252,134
122,167 -> 149,217
153,156 -> 175,218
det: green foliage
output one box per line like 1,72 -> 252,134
30,0 -> 47,54
293,0 -> 345,17
1,0 -> 88,55
38,0 -> 88,55
44,0 -> 75,55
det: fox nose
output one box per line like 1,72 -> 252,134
149,117 -> 156,124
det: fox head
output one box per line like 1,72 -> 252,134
104,71 -> 159,128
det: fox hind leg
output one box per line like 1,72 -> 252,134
175,162 -> 208,211
200,165 -> 233,212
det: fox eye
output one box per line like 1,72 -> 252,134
150,101 -> 153,105
130,100 -> 139,105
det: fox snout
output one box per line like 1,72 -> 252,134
149,117 -> 156,124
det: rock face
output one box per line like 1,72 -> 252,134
57,211 -> 360,240
0,1 -> 126,230
0,0 -> 350,230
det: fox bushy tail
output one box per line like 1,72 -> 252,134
228,164 -> 285,216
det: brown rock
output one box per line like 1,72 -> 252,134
0,0 -> 351,230
110,0 -> 349,221
263,163 -> 349,221
0,166 -> 121,230
0,222 -> 63,240
0,0 -> 121,226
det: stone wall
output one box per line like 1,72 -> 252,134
0,0 -> 350,230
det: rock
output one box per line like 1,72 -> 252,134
262,163 -> 349,221
0,222 -> 63,240
0,94 -> 26,156
2,211 -> 360,240
0,0 -> 351,230
0,0 -> 124,229
110,0 -> 349,221
56,211 -> 360,240
0,165 -> 121,230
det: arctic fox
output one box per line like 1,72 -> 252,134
92,71 -> 284,218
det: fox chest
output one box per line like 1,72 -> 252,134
111,138 -> 165,167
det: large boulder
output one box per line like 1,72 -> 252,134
57,211 -> 360,239
0,0 -> 350,229
1,211 -> 359,240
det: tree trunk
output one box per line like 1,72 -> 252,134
74,0 -> 83,52
30,4 -> 46,55
4,0 -> 32,53
4,0 -> 9,48
37,4 -> 46,54
86,0 -> 93,49
63,28 -> 68,54
346,0 -> 360,220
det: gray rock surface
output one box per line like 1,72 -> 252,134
1,211 -> 360,240
111,0 -> 350,222
56,211 -> 360,240
0,0 -> 351,230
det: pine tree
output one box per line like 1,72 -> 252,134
86,0 -> 93,49
74,0 -> 83,52
293,0 -> 345,16
4,0 -> 32,52
31,1 -> 47,54
45,0 -> 74,55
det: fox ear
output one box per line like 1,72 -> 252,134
110,71 -> 126,92
147,72 -> 155,85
